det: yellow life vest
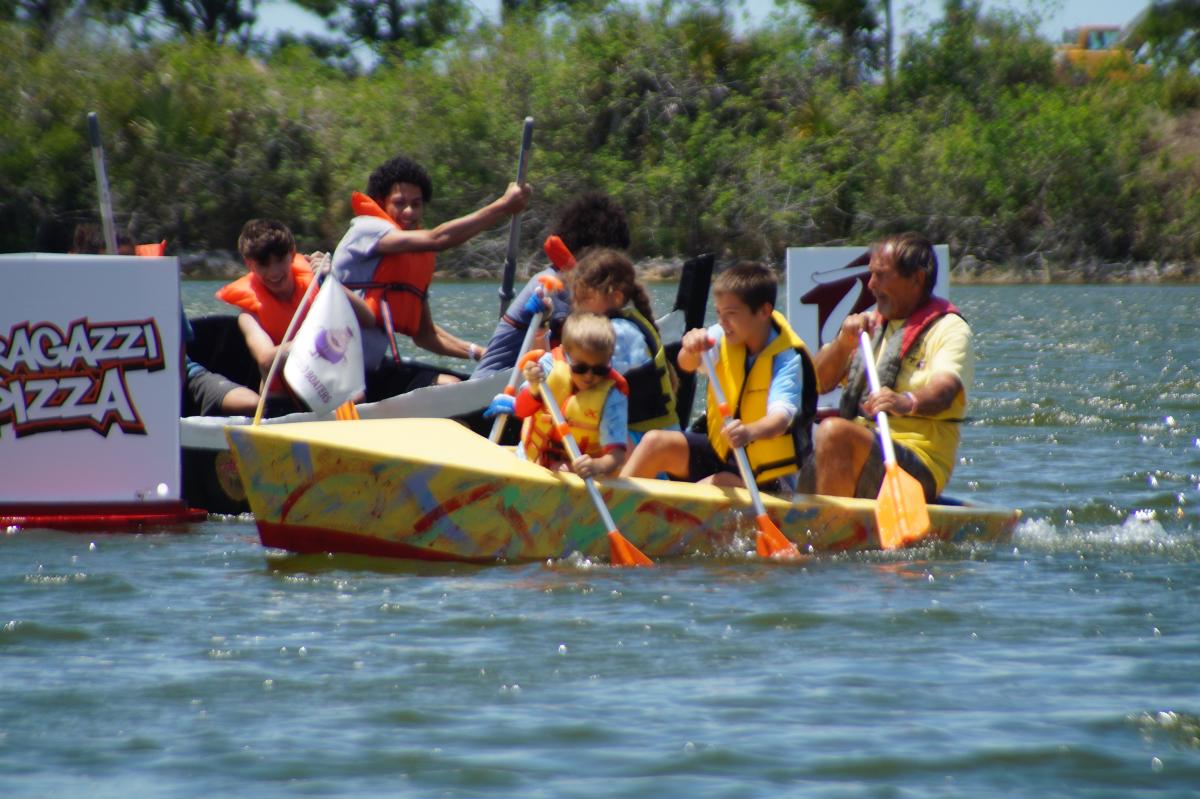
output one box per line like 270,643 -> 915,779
609,306 -> 678,433
705,311 -> 815,485
522,348 -> 628,467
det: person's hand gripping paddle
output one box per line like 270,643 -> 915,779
699,345 -> 801,561
858,331 -> 931,549
486,270 -> 565,443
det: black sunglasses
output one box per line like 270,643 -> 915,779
568,361 -> 610,377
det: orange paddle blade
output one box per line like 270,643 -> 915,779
543,235 -> 576,270
875,461 -> 931,549
608,529 -> 654,567
334,400 -> 360,421
754,513 -> 801,560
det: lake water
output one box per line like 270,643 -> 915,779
3,283 -> 1198,797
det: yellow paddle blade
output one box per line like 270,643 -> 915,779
754,513 -> 802,560
875,461 -> 932,549
608,529 -> 654,567
334,401 -> 360,421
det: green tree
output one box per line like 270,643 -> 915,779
1130,0 -> 1200,71
293,0 -> 468,56
795,0 -> 880,86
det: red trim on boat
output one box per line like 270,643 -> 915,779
257,520 -> 493,563
0,501 -> 208,531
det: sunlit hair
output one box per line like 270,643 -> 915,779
367,155 -> 433,204
874,232 -> 937,300
238,219 -> 295,263
561,312 -> 615,359
553,192 -> 630,256
570,248 -> 658,332
712,261 -> 777,312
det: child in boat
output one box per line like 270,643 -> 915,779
513,312 -> 630,479
472,192 -> 631,378
619,262 -> 817,491
331,155 -> 531,398
217,219 -> 374,408
568,248 -> 679,441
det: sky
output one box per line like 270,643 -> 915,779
256,0 -> 1151,43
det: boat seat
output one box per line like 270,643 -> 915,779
185,314 -> 260,394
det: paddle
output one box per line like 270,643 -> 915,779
487,272 -> 564,443
699,346 -> 801,560
86,112 -> 118,254
858,331 -> 931,549
251,254 -> 328,426
532,359 -> 652,567
498,116 -> 535,318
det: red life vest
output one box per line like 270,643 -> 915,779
215,254 -> 314,345
349,192 -> 436,337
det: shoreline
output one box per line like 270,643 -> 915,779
178,252 -> 1200,284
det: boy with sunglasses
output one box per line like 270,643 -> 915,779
513,312 -> 630,478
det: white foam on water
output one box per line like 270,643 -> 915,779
1013,512 -> 1182,554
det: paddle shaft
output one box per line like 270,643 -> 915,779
699,348 -> 772,514
537,381 -> 621,535
251,259 -> 327,425
498,117 -> 535,317
859,331 -> 899,465
487,307 -> 545,443
86,112 -> 118,255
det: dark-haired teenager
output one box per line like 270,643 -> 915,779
471,191 -> 630,378
332,155 -> 531,397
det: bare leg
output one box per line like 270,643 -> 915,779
813,417 -> 876,497
700,471 -> 744,488
619,430 -> 690,479
219,385 -> 261,416
435,373 -> 461,385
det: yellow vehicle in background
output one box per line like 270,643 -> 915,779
1054,24 -> 1147,79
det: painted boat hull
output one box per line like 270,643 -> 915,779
226,418 -> 1020,563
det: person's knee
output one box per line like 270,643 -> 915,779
813,418 -> 853,457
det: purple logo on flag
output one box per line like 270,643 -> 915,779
312,326 -> 355,364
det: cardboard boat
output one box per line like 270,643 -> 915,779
226,418 -> 1020,563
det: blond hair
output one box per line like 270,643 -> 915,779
561,312 -> 615,357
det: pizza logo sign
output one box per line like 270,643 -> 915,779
0,317 -> 165,438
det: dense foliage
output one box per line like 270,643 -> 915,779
2,0 -> 1198,274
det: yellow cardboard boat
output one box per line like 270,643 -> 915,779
225,418 -> 1020,563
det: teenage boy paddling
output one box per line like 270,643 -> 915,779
332,155 -> 531,399
804,232 -> 973,500
620,262 -> 816,490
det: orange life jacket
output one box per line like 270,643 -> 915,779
215,253 -> 314,344
521,348 -> 629,467
347,192 -> 435,337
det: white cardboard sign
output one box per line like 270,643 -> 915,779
0,254 -> 182,504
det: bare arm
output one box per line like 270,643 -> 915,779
862,372 -> 964,418
237,313 -> 284,384
811,312 -> 877,394
409,301 -> 480,360
376,182 -> 531,254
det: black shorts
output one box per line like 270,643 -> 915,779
364,358 -> 442,402
683,430 -> 737,483
185,366 -> 244,416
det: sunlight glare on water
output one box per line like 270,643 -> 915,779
2,282 -> 1199,797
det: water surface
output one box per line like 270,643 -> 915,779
3,283 -> 1198,797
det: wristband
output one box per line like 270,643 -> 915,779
468,343 -> 482,361
903,391 -> 917,416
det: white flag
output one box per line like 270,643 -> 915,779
283,273 -> 365,414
